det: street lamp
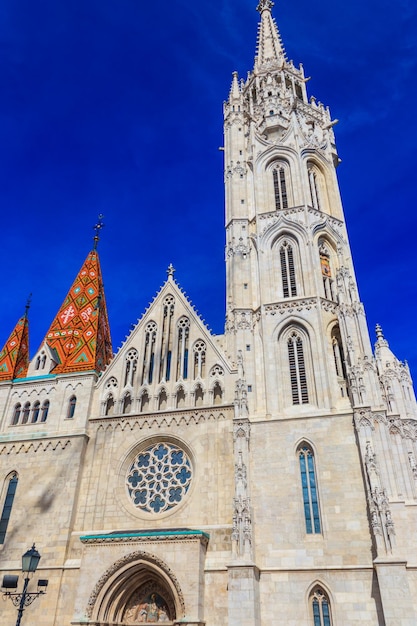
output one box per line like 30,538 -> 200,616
2,544 -> 48,626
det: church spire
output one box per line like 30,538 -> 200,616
0,304 -> 30,381
255,0 -> 286,71
42,249 -> 112,374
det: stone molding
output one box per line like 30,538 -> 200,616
354,408 -> 417,441
264,297 -> 317,315
0,438 -> 74,455
91,406 -> 233,431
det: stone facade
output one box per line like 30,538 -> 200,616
0,2 -> 417,625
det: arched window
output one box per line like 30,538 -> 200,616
213,382 -> 222,405
193,341 -> 206,379
298,444 -> 321,534
288,331 -> 309,404
158,389 -> 168,411
140,391 -> 150,413
331,325 -> 347,398
319,242 -> 335,300
177,318 -> 190,380
310,587 -> 332,626
308,165 -> 321,210
122,393 -> 132,414
124,349 -> 138,387
280,240 -> 297,298
194,384 -> 204,407
11,404 -> 21,425
35,356 -> 41,370
32,401 -> 40,423
176,386 -> 186,408
105,395 -> 115,416
21,402 -> 31,424
273,165 -> 288,210
67,395 -> 77,419
142,322 -> 157,385
0,473 -> 18,544
40,400 -> 49,422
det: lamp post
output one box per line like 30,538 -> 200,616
2,544 -> 48,626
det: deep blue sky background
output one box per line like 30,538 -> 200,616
0,0 -> 416,376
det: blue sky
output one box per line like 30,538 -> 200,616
0,0 -> 416,376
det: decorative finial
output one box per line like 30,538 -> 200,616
167,263 -> 175,279
257,0 -> 274,13
93,214 -> 105,250
375,324 -> 384,340
25,293 -> 32,317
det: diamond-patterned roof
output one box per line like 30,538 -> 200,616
43,250 -> 112,374
0,314 -> 29,381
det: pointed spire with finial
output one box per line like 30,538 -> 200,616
229,70 -> 241,101
0,301 -> 30,381
41,246 -> 113,374
254,0 -> 287,72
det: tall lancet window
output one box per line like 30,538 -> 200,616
142,322 -> 157,385
310,587 -> 332,626
308,166 -> 321,211
298,444 -> 321,534
159,296 -> 175,383
273,165 -> 288,210
0,473 -> 18,544
280,240 -> 297,298
287,331 -> 308,404
319,242 -> 335,300
177,317 -> 190,380
124,349 -> 138,387
193,341 -> 206,379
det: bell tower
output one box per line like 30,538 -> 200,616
224,3 -> 417,625
224,0 -> 381,418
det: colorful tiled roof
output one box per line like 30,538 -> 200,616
0,314 -> 30,381
44,250 -> 113,374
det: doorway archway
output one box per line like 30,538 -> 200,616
86,550 -> 185,624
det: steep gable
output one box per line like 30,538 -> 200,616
96,272 -> 234,416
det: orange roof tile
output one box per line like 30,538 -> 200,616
44,250 -> 112,374
0,314 -> 29,381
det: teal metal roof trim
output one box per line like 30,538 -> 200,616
80,529 -> 210,542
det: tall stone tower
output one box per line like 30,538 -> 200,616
224,1 -> 417,624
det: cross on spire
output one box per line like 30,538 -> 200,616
25,293 -> 32,318
93,214 -> 105,250
167,263 -> 176,279
257,0 -> 274,13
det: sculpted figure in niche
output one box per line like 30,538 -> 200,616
124,592 -> 171,623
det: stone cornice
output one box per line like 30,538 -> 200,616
91,405 -> 233,429
0,432 -> 88,454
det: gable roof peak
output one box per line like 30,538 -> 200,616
42,249 -> 113,374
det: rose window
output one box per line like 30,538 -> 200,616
126,442 -> 192,514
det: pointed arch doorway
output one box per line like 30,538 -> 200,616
85,550 -> 185,625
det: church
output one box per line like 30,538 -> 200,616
0,2 -> 416,625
